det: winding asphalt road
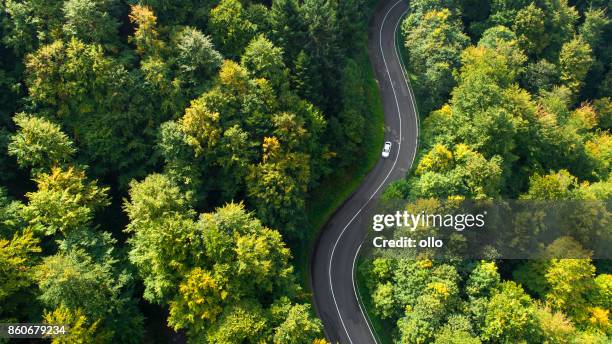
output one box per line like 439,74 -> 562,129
309,0 -> 419,343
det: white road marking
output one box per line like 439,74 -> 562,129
327,0 -> 418,343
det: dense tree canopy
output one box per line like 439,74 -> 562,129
0,0 -> 381,340
373,1 -> 611,342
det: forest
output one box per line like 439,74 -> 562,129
0,0 -> 379,343
364,0 -> 611,342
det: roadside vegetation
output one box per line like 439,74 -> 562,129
363,0 -> 612,342
0,0 -> 380,342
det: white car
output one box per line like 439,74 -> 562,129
382,141 -> 392,158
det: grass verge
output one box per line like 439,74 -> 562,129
355,258 -> 395,344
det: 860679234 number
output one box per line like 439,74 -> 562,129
0,323 -> 68,338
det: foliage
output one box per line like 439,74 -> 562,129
402,8 -> 469,112
21,167 -> 109,235
8,113 -> 75,173
35,249 -> 143,343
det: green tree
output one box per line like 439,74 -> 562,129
43,305 -> 113,344
35,249 -> 143,343
21,167 -> 110,235
559,36 -> 593,96
2,0 -> 64,55
209,0 -> 256,59
241,34 -> 287,90
539,0 -> 579,57
398,267 -> 461,343
62,0 -> 119,45
466,261 -> 501,299
533,304 -> 577,344
8,113 -> 75,173
513,3 -> 547,56
522,170 -> 578,200
0,229 -> 40,321
172,26 -> 222,92
300,0 -> 341,110
545,258 -> 596,323
25,38 -> 163,185
482,281 -> 539,343
478,25 -> 517,48
412,144 -> 503,199
488,0 -> 531,28
521,59 -> 560,93
272,303 -> 323,344
579,8 -> 609,49
402,8 -> 469,111
270,0 -> 305,64
372,282 -> 396,319
166,203 -> 306,341
124,174 -> 198,304
434,315 -> 481,344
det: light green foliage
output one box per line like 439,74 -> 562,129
402,8 -> 469,111
209,0 -> 257,59
372,282 -> 396,319
8,113 -> 75,172
166,203 -> 316,342
3,0 -> 64,54
434,315 -> 481,344
247,152 -> 309,238
398,266 -> 461,343
513,3 -> 547,56
44,305 -> 113,344
416,44 -> 529,178
533,304 -> 577,344
522,170 -> 578,200
584,131 -> 611,179
579,8 -> 609,49
22,167 -> 110,235
124,174 -> 197,303
172,26 -> 223,87
62,0 -> 119,45
35,249 -> 143,343
559,36 -> 593,96
204,301 -> 267,344
590,274 -> 612,311
466,261 -> 501,299
241,34 -> 287,89
25,38 -> 162,184
0,229 -> 40,317
272,303 -> 323,344
482,281 -> 539,343
545,258 -> 596,323
478,25 -> 517,48
412,143 -> 503,199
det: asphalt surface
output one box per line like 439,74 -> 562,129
309,0 -> 419,343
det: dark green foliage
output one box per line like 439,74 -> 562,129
1,0 -> 376,341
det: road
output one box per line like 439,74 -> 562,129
309,0 -> 418,343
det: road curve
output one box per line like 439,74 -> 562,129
310,0 -> 418,343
